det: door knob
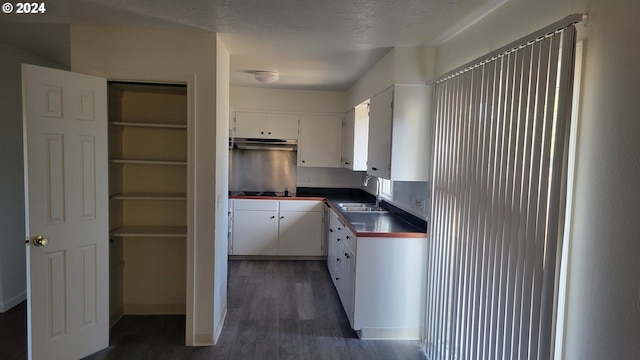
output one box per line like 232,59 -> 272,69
33,235 -> 48,246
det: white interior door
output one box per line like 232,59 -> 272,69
22,64 -> 109,360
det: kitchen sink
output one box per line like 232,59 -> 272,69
338,202 -> 388,213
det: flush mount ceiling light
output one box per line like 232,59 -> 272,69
254,71 -> 279,83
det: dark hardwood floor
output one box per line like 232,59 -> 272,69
0,300 -> 27,360
3,260 -> 426,360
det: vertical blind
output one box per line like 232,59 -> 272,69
425,21 -> 577,360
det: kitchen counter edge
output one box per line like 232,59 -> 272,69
229,195 -> 427,238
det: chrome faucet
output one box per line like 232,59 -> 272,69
364,175 -> 381,207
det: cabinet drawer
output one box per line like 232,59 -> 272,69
279,200 -> 323,212
233,199 -> 278,211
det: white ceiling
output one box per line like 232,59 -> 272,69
0,0 -> 507,90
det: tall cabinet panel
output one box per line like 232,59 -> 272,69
108,82 -> 188,324
367,85 -> 430,181
342,103 -> 369,171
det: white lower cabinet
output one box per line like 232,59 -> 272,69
327,207 -> 346,288
338,229 -> 356,327
232,200 -> 279,256
232,199 -> 323,256
326,207 -> 427,340
279,210 -> 323,256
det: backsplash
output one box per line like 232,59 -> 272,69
362,178 -> 429,220
297,167 -> 365,188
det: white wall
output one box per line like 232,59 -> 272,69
0,43 -> 64,312
70,24 -> 219,345
346,47 -> 436,109
230,86 -> 364,188
231,86 -> 345,113
213,34 -> 229,343
434,0 -> 640,358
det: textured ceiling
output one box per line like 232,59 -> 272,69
0,0 -> 507,90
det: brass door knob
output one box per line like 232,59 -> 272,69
33,235 -> 48,246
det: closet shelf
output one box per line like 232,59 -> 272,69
109,226 -> 187,238
110,192 -> 187,201
110,159 -> 187,166
110,121 -> 187,129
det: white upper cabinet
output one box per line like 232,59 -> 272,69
367,85 -> 431,181
342,103 -> 369,171
299,114 -> 343,167
266,113 -> 300,139
234,111 -> 299,139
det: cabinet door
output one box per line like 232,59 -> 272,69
342,245 -> 356,327
367,87 -> 393,179
299,114 -> 343,167
389,85 -> 431,181
267,113 -> 299,139
278,210 -> 323,256
343,105 -> 369,171
327,209 -> 340,286
352,103 -> 369,171
232,210 -> 279,255
342,108 -> 355,169
235,112 -> 267,138
342,108 -> 356,170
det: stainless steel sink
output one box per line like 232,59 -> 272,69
338,202 -> 388,213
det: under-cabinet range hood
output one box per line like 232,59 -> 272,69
232,138 -> 297,151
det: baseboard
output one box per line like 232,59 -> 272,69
228,255 -> 325,260
109,305 -> 124,327
357,327 -> 422,340
214,307 -> 227,344
124,303 -> 186,315
0,291 -> 26,313
193,333 -> 215,345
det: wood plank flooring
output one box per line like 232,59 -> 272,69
3,260 -> 426,359
0,300 -> 27,360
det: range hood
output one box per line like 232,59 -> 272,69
232,138 -> 297,151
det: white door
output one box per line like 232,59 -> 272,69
23,64 -> 109,360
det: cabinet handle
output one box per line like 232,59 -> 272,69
261,131 -> 264,134
344,253 -> 350,259
268,132 -> 272,135
335,277 -> 339,281
344,161 -> 350,165
302,160 -> 306,163
346,235 -> 350,239
270,215 -> 275,219
337,258 -> 340,261
329,228 -> 333,232
337,227 -> 342,230
337,238 -> 341,242
280,216 -> 284,219
372,167 -> 378,171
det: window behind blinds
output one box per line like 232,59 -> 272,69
425,22 -> 577,360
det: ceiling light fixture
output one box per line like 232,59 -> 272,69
254,71 -> 279,83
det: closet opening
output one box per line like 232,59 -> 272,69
107,81 -> 188,342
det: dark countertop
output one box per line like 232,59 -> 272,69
230,187 -> 427,238
325,200 -> 427,238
